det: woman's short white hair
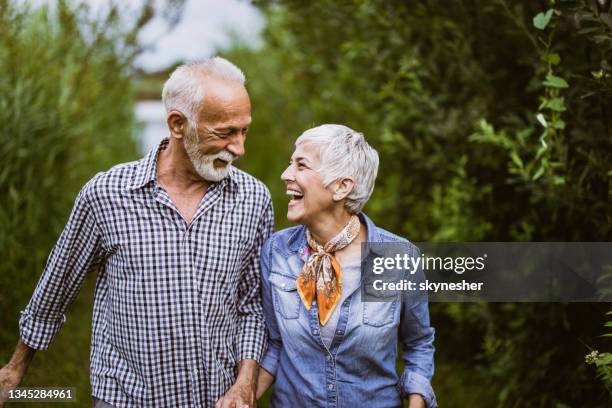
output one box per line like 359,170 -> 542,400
161,57 -> 245,123
296,124 -> 379,214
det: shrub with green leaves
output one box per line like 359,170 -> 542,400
230,0 -> 612,406
0,0 -> 145,353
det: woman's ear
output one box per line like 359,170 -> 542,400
332,178 -> 355,201
166,110 -> 187,139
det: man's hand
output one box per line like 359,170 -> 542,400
215,359 -> 257,408
0,364 -> 23,406
214,378 -> 255,408
0,340 -> 36,408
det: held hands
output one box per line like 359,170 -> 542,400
214,376 -> 256,408
215,359 -> 258,408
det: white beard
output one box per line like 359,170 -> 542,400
184,124 -> 236,182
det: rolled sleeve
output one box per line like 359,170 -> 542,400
19,312 -> 66,350
236,198 -> 274,362
399,371 -> 437,408
19,179 -> 104,350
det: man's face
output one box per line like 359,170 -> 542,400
184,78 -> 251,182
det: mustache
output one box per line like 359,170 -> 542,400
210,150 -> 237,163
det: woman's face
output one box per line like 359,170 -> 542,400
281,142 -> 336,224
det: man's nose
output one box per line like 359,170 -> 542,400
226,134 -> 245,157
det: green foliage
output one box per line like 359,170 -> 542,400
230,0 -> 612,406
585,309 -> 612,395
534,9 -> 554,30
0,0 -> 144,355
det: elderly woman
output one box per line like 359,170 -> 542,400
255,124 -> 437,408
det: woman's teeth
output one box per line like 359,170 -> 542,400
287,190 -> 303,200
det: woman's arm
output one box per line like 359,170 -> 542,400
398,246 -> 437,408
255,367 -> 275,399
257,237 -> 281,399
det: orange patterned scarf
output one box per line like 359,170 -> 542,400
296,215 -> 361,325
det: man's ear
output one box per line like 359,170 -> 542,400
167,110 -> 187,139
332,177 -> 355,201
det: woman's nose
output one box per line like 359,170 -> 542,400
281,165 -> 294,182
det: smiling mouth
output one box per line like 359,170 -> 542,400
213,158 -> 229,168
287,189 -> 304,205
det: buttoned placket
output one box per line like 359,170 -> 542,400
152,180 -> 226,406
300,245 -> 354,408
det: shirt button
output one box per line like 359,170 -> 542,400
328,384 -> 334,390
326,355 -> 332,361
313,329 -> 319,335
336,330 -> 343,335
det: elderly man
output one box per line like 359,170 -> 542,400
0,57 -> 272,407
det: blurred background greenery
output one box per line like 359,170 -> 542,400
1,0 -> 612,406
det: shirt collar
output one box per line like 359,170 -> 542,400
127,137 -> 238,192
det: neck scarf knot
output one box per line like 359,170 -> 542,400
296,215 -> 361,325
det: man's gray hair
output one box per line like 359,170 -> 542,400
161,57 -> 245,123
296,124 -> 379,214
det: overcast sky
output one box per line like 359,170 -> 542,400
136,0 -> 264,71
28,0 -> 265,72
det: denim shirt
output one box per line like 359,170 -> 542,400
260,213 -> 437,408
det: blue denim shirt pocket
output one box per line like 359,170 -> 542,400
362,295 -> 399,327
269,272 -> 301,319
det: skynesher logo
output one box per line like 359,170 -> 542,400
372,253 -> 487,275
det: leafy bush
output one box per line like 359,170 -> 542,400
229,0 -> 612,406
0,0 -> 145,354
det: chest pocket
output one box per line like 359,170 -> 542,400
362,293 -> 399,327
269,272 -> 301,319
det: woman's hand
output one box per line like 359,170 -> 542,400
407,393 -> 426,408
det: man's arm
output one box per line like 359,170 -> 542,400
233,198 -> 274,364
0,178 -> 105,406
18,178 -> 104,350
217,197 -> 274,408
0,341 -> 36,406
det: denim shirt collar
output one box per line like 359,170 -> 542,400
286,212 -> 385,259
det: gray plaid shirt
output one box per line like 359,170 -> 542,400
19,138 -> 273,407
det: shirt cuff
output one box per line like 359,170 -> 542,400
259,345 -> 280,377
19,310 -> 66,350
399,370 -> 437,408
237,318 -> 267,363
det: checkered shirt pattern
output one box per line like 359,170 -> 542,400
19,138 -> 274,407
